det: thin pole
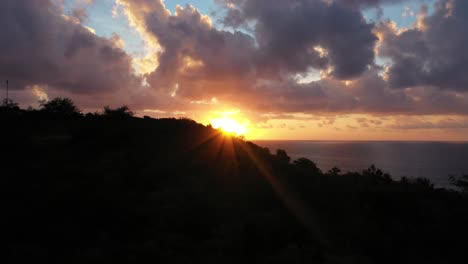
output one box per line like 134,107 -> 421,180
6,80 -> 8,101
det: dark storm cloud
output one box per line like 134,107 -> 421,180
378,0 -> 468,92
0,0 -> 138,93
334,0 -> 409,8
246,67 -> 468,115
247,68 -> 406,114
218,0 -> 377,79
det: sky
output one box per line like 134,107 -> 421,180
2,0 -> 468,141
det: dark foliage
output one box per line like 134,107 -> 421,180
450,174 -> 468,193
40,97 -> 81,118
2,98 -> 468,263
275,149 -> 291,164
293,158 -> 322,176
102,105 -> 134,119
0,98 -> 20,114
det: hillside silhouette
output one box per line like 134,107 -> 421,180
2,98 -> 468,263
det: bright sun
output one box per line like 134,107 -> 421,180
211,116 -> 248,136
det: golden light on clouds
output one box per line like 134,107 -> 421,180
313,45 -> 328,58
294,69 -> 322,83
110,33 -> 125,49
31,85 -> 49,102
373,30 -> 385,57
181,56 -> 204,72
416,4 -> 428,30
84,26 -> 96,34
61,14 -> 96,34
320,65 -> 334,78
114,0 -> 162,75
133,54 -> 159,75
234,113 -> 468,141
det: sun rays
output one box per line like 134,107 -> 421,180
210,111 -> 250,136
186,125 -> 324,245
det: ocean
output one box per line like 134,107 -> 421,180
253,141 -> 468,187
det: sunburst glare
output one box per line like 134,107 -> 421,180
210,112 -> 249,136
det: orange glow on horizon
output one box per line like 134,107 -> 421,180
208,111 -> 252,137
192,111 -> 468,142
211,116 -> 249,136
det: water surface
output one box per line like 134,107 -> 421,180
253,141 -> 468,187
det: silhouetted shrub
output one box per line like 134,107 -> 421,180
361,164 -> 392,184
276,149 -> 290,164
1,98 -> 19,109
326,167 -> 341,176
450,174 -> 468,192
414,177 -> 434,189
102,105 -> 134,118
362,165 -> 383,177
293,157 -> 322,175
40,97 -> 81,118
400,176 -> 410,184
0,99 -> 21,115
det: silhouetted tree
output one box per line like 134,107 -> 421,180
362,165 -> 383,178
450,174 -> 468,192
362,164 -> 392,184
2,98 -> 19,108
40,97 -> 81,117
276,149 -> 290,164
293,157 -> 322,175
414,177 -> 434,189
327,166 -> 341,176
0,98 -> 20,114
102,105 -> 134,119
400,176 -> 410,184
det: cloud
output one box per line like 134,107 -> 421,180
109,33 -> 126,49
31,85 -> 49,102
108,0 -> 468,118
241,66 -> 468,115
402,6 -> 415,17
388,115 -> 468,130
377,0 -> 468,92
70,7 -> 88,23
219,0 -> 377,79
0,0 -> 139,94
114,0 -> 379,106
115,0 -> 258,99
333,0 -> 411,8
113,0 -> 163,75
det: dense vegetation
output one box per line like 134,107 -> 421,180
2,98 -> 468,263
